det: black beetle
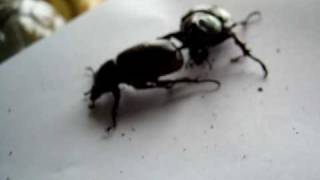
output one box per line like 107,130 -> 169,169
85,39 -> 220,131
161,5 -> 268,78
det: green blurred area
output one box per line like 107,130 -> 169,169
0,0 -> 105,63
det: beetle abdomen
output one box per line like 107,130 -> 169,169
116,40 -> 183,79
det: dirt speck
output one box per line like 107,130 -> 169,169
120,170 -> 123,174
6,177 -> 10,180
212,113 -> 217,120
242,154 -> 247,159
257,87 -> 263,92
8,151 -> 13,156
141,155 -> 145,159
183,148 -> 187,152
285,86 -> 289,91
210,125 -> 214,129
131,127 -> 136,132
276,48 -> 281,54
292,127 -> 299,134
7,108 -> 11,113
121,133 -> 125,137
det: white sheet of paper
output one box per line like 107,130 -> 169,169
1,0 -> 320,179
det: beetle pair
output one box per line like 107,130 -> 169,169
86,5 -> 268,131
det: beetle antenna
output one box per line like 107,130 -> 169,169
84,90 -> 90,96
85,66 -> 95,75
240,11 -> 262,26
231,11 -> 262,29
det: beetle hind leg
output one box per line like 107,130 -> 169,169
155,77 -> 221,89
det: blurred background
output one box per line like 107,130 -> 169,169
0,0 -> 105,63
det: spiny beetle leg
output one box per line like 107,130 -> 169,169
156,77 -> 221,88
231,33 -> 268,78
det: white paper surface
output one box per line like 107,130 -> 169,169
1,0 -> 320,179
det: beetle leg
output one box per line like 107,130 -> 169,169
159,31 -> 184,41
230,33 -> 268,78
189,48 -> 210,68
156,77 -> 221,88
106,87 -> 121,132
132,81 -> 158,89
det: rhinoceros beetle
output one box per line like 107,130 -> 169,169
85,39 -> 220,132
161,5 -> 268,78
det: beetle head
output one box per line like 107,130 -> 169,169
87,60 -> 118,105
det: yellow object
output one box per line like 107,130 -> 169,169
46,0 -> 73,20
69,0 -> 104,14
46,0 -> 105,21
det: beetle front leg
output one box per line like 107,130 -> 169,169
159,31 -> 184,41
106,87 -> 121,132
189,48 -> 211,69
230,33 -> 268,78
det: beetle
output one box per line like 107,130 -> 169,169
161,5 -> 268,78
85,39 -> 220,131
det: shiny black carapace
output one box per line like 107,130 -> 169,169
161,5 -> 268,78
85,39 -> 220,131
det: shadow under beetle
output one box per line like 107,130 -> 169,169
161,5 -> 268,78
85,39 -> 220,132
